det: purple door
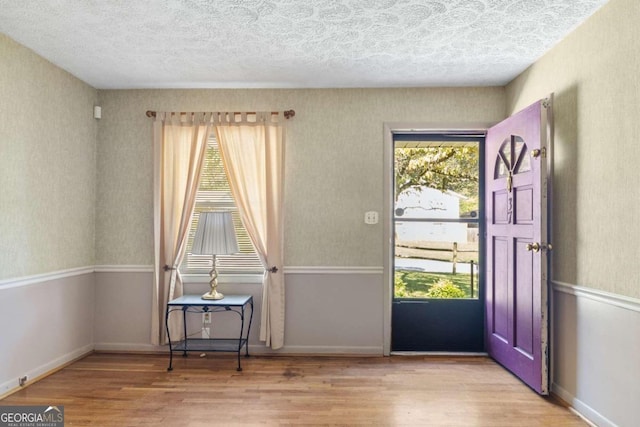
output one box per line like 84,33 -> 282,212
485,97 -> 552,394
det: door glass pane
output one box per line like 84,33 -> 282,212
495,139 -> 512,178
495,156 -> 509,178
514,137 -> 531,174
394,142 -> 480,299
499,139 -> 512,170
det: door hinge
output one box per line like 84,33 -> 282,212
542,98 -> 552,109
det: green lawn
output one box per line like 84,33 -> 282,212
394,269 -> 478,299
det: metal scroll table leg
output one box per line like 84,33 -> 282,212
236,305 -> 244,371
166,307 -> 173,371
245,299 -> 254,358
182,306 -> 188,357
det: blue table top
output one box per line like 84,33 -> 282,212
167,294 -> 252,307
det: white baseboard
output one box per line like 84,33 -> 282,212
93,343 -> 166,353
0,344 -> 93,397
93,342 -> 383,357
552,383 -> 616,427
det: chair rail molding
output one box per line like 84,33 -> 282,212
283,266 -> 384,275
94,265 -> 154,273
0,265 -> 155,290
552,280 -> 640,313
0,266 -> 95,290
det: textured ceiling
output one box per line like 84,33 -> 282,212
0,0 -> 610,89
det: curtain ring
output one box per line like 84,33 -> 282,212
268,266 -> 278,273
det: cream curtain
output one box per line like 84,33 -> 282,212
151,112 -> 211,345
215,112 -> 286,349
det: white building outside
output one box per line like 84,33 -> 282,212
395,187 -> 467,244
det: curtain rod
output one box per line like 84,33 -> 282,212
145,110 -> 295,119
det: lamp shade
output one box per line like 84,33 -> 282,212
191,211 -> 239,255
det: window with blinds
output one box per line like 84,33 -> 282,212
182,136 -> 264,275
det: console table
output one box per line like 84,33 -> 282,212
165,294 -> 253,371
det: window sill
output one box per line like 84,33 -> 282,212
181,273 -> 264,285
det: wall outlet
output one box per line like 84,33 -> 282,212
18,376 -> 27,386
364,211 -> 379,224
203,312 -> 211,324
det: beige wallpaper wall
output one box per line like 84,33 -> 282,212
506,0 -> 640,298
96,87 -> 505,266
0,34 -> 97,280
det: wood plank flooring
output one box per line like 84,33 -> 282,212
1,353 -> 586,426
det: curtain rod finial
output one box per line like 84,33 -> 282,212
146,110 -> 156,118
284,110 -> 295,119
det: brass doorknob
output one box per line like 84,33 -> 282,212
526,242 -> 540,252
531,148 -> 546,158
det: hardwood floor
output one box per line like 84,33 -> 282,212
1,353 -> 586,426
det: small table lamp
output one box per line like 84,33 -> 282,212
191,211 -> 239,300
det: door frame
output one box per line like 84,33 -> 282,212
382,122 -> 494,355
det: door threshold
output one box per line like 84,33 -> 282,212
391,351 -> 488,357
